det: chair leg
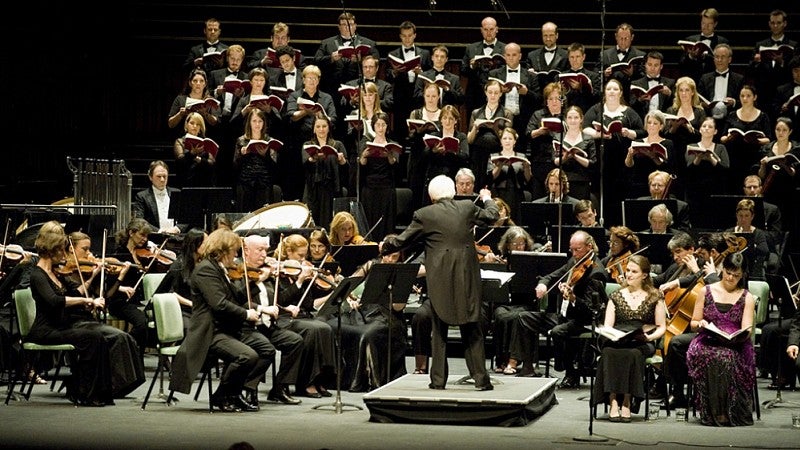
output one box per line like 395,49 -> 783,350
4,361 -> 20,405
194,370 -> 207,401
141,356 -> 163,411
753,382 -> 761,420
206,367 -> 214,413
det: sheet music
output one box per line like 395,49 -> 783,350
480,269 -> 515,286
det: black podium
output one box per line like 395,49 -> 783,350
360,263 -> 420,384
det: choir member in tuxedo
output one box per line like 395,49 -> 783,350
562,43 -> 601,116
624,111 -> 675,200
209,44 -> 249,188
697,44 -> 745,127
598,23 -> 646,99
313,12 -> 380,100
629,51 -> 675,122
407,82 -> 442,211
487,128 -> 532,224
269,46 -> 305,94
413,45 -> 464,109
233,234 -> 304,405
582,78 -> 645,227
637,170 -> 691,233
173,112 -> 216,188
467,79 -> 514,189
182,18 -> 229,75
685,117 -> 731,223
526,82 -> 563,200
489,43 -> 540,153
169,228 -> 270,413
233,109 -> 279,213
341,55 -> 394,120
167,69 -> 220,134
756,118 -> 799,236
663,76 -> 706,199
285,64 -> 338,202
677,8 -> 729,84
246,22 -> 300,72
747,9 -> 797,125
719,85 -> 773,193
356,112 -> 397,242
526,22 -> 570,98
551,105 -> 597,202
461,16 -> 506,115
132,160 -> 183,235
772,56 -> 800,141
382,176 -> 499,391
424,105 -> 469,198
385,21 -> 432,142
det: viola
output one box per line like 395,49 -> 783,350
0,243 -> 34,262
606,251 -> 630,285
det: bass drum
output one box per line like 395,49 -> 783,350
14,197 -> 75,249
232,201 -> 314,232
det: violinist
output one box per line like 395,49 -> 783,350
600,226 -> 640,285
232,234 -> 303,405
271,233 -> 336,398
328,211 -> 375,247
637,170 -> 691,232
28,226 -> 144,406
155,228 -> 208,330
528,230 -> 607,389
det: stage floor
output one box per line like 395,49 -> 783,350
363,373 -> 558,426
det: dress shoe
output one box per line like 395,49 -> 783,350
235,394 -> 260,412
303,387 -> 322,398
210,395 -> 241,413
316,385 -> 332,397
475,383 -> 494,391
428,383 -> 445,390
648,385 -> 665,399
559,375 -> 579,389
267,387 -> 302,405
516,368 -> 542,378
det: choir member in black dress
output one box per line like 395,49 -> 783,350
233,109 -> 279,213
407,82 -> 442,211
719,85 -> 773,193
467,79 -> 514,189
357,112 -> 397,242
526,82 -> 563,201
424,105 -> 469,196
624,110 -> 675,199
663,76 -> 706,199
486,127 -> 531,224
302,115 -> 348,229
173,112 -> 216,188
552,105 -> 597,202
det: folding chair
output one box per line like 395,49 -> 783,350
141,293 -> 183,410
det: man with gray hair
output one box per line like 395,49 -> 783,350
382,175 -> 498,391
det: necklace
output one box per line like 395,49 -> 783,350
424,108 -> 439,114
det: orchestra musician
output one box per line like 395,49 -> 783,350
329,211 -> 375,247
382,175 -> 498,391
169,228 -> 270,413
637,170 -> 692,232
601,226 -> 640,285
155,228 -> 208,331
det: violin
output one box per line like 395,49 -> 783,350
606,250 -> 631,285
56,256 -> 140,276
267,259 -> 309,278
134,247 -> 176,266
227,266 -> 264,281
556,252 -> 597,302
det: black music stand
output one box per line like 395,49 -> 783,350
331,244 -> 379,276
519,202 -> 575,246
622,199 -> 678,233
168,187 -> 235,232
359,263 -> 420,384
313,275 -> 365,414
762,274 -> 800,409
634,232 -> 674,272
708,196 -> 766,231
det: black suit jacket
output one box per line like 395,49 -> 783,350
209,68 -> 248,121
698,70 -> 746,111
313,34 -> 380,93
384,46 -> 433,86
461,40 -> 507,110
628,75 -> 676,120
563,67 -> 602,115
267,67 -> 305,93
538,255 -> 607,325
413,68 -> 464,107
132,186 -> 184,233
598,46 -> 647,93
677,34 -> 729,82
526,47 -> 569,94
183,41 -> 230,75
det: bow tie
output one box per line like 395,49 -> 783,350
617,49 -> 627,56
715,71 -> 728,78
543,49 -> 556,54
507,69 -> 518,73
364,79 -> 376,84
284,72 -> 295,77
342,39 -> 352,45
434,70 -> 445,76
404,47 -> 414,53
647,77 -> 660,82
228,71 -> 238,76
483,43 -> 494,49
772,39 -> 783,46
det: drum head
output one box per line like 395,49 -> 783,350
233,201 -> 311,231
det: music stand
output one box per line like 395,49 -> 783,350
634,233 -> 674,272
708,195 -> 766,231
168,187 -> 235,231
359,263 -> 420,385
519,202 -> 575,246
454,194 -> 483,207
762,274 -> 800,409
313,275 -> 365,414
556,225 -> 609,256
622,199 -> 678,233
331,244 -> 379,276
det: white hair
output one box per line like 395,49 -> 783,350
428,175 -> 456,202
244,234 -> 270,248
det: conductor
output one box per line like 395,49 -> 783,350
382,175 -> 499,391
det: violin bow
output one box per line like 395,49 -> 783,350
360,216 -> 383,242
295,252 -> 327,309
67,235 -> 93,304
98,229 -> 109,321
130,238 -> 170,293
272,233 -> 285,313
475,227 -> 494,245
0,218 -> 10,270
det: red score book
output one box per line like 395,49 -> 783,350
222,79 -> 252,96
344,113 -> 365,127
417,75 -> 452,90
677,40 -> 713,56
338,84 -> 360,100
387,54 -> 422,72
759,44 -> 795,61
541,117 -> 565,133
297,98 -> 330,119
202,49 -> 227,69
244,138 -> 283,154
490,154 -> 530,166
474,116 -> 512,132
608,55 -> 644,73
184,134 -> 219,158
592,120 -> 624,135
365,141 -> 403,158
247,94 -> 284,111
552,141 -> 588,159
473,53 -> 505,68
727,128 -> 766,144
265,47 -> 303,68
303,144 -> 339,158
528,68 -> 561,78
686,145 -> 720,162
423,134 -> 461,154
406,118 -> 440,133
269,86 -> 294,99
630,83 -> 665,98
558,72 -> 593,93
487,77 -> 525,91
185,97 -> 220,112
785,92 -> 800,109
630,141 -> 668,163
337,44 -> 372,59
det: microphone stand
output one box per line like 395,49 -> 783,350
596,0 -> 608,228
573,292 -> 608,443
341,0 -> 364,205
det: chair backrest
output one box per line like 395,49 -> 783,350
13,288 -> 35,339
151,293 -> 184,344
605,282 -> 621,297
142,273 -> 167,308
748,280 -> 770,327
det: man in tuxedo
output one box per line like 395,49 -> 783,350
698,44 -> 745,125
183,17 -> 229,75
381,175 -> 498,391
748,9 -> 798,124
132,160 -> 184,235
209,44 -> 249,188
598,23 -> 646,98
563,42 -> 601,117
629,51 -> 675,121
526,22 -> 569,99
247,22 -> 304,72
489,43 -> 540,153
677,8 -> 730,84
644,203 -> 681,235
636,170 -> 691,232
386,21 -> 432,141
413,45 -> 464,109
341,55 -> 394,114
461,16 -> 506,115
313,12 -> 380,99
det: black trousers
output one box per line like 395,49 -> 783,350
259,324 -> 304,387
210,330 -> 273,397
429,308 -> 489,389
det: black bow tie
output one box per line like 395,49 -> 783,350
364,79 -> 375,84
508,69 -> 518,73
617,49 -> 627,56
772,39 -> 783,46
228,71 -> 238,76
404,47 -> 414,53
544,49 -> 556,54
715,71 -> 728,78
483,43 -> 494,49
647,77 -> 660,82
342,39 -> 352,45
284,72 -> 295,77
434,70 -> 445,76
